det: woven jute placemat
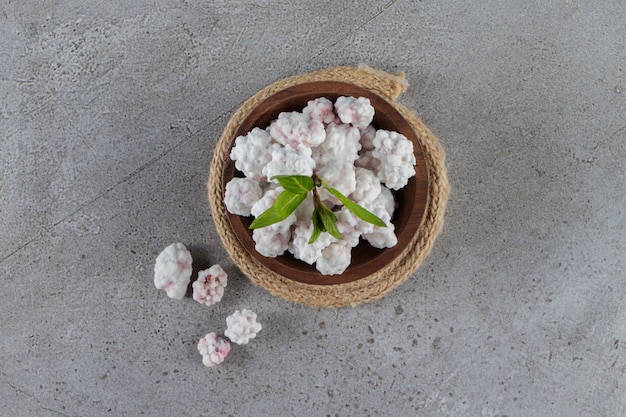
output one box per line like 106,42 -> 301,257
208,65 -> 449,307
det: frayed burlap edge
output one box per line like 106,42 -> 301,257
207,66 -> 450,308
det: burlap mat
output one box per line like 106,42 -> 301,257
208,65 -> 449,307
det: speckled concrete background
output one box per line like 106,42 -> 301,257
1,1 -> 625,416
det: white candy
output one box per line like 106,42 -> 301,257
370,186 -> 396,218
269,111 -> 326,148
313,122 -> 361,165
335,96 -> 375,130
252,227 -> 291,258
230,127 -> 277,181
198,332 -> 230,367
288,220 -> 333,264
316,161 -> 357,202
224,177 -> 263,216
225,309 -> 262,345
154,243 -> 192,300
316,242 -> 352,275
303,97 -> 337,124
192,264 -> 228,307
313,122 -> 361,205
372,129 -> 416,190
263,143 -> 316,180
349,167 -> 381,205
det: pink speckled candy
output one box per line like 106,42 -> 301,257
198,332 -> 231,367
192,265 -> 228,307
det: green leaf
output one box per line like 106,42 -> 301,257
249,207 -> 286,229
308,209 -> 324,244
323,184 -> 387,228
318,204 -> 342,240
249,190 -> 306,229
270,175 -> 314,194
274,189 -> 307,216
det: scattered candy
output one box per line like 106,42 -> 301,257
225,309 -> 262,345
154,243 -> 192,300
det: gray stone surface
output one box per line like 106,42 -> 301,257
1,0 -> 625,415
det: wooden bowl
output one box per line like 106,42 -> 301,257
222,81 -> 429,285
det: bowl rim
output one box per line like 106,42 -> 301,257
221,81 -> 430,285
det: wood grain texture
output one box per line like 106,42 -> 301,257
222,81 -> 429,285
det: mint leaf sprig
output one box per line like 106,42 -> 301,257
249,174 -> 386,244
